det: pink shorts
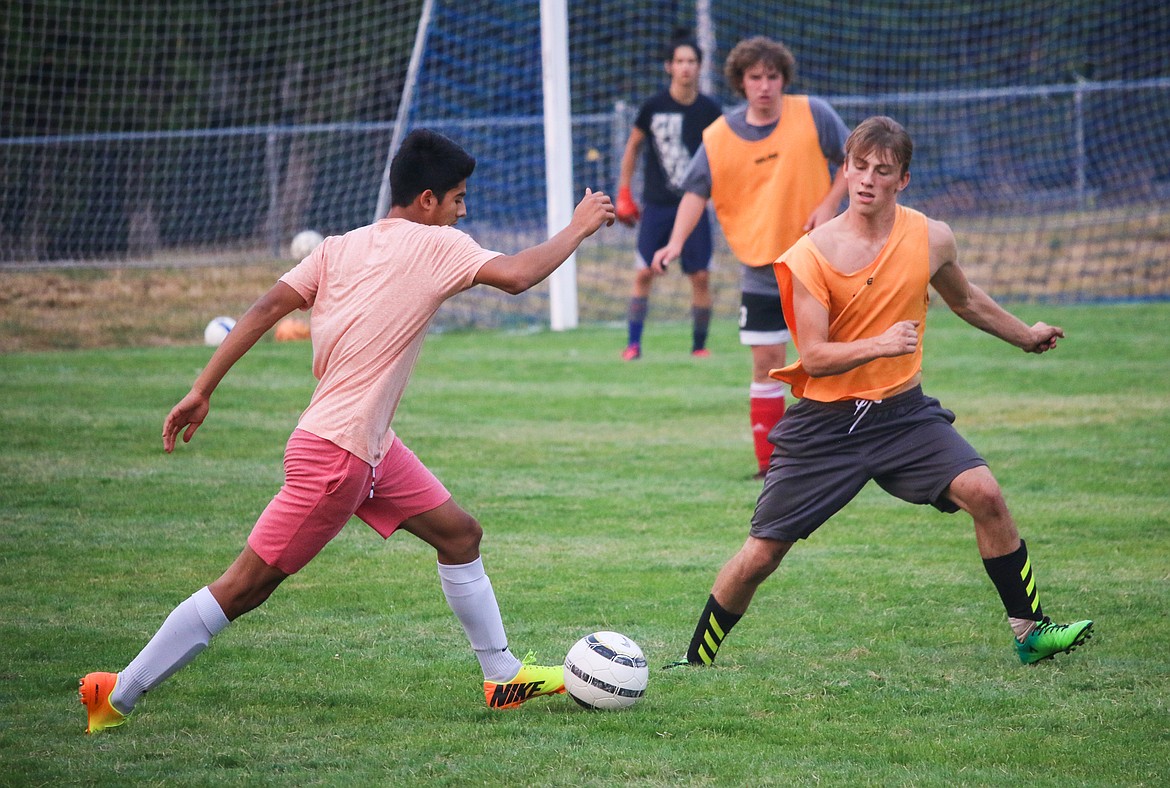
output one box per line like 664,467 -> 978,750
248,429 -> 451,574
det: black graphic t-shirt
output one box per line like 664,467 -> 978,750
635,90 -> 722,206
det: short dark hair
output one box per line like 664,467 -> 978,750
665,28 -> 702,64
724,36 -> 795,98
389,129 -> 476,207
845,116 -> 914,175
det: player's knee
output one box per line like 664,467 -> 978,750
463,514 -> 484,547
740,538 -> 790,583
444,511 -> 483,559
952,468 -> 1008,520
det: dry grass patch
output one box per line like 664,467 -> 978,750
0,263 -> 288,352
2,205 -> 1167,352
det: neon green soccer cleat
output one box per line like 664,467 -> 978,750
483,652 -> 566,709
1015,617 -> 1094,664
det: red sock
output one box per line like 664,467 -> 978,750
749,385 -> 786,472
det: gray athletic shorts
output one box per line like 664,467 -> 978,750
750,386 -> 987,542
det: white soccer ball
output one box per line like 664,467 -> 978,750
563,631 -> 648,710
290,229 -> 325,260
203,315 -> 236,347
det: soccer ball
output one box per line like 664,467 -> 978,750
203,315 -> 236,347
290,229 -> 325,260
563,631 -> 648,710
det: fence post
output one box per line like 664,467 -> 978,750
1074,78 -> 1087,208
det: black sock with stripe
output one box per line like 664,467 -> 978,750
685,594 -> 742,665
982,539 -> 1044,622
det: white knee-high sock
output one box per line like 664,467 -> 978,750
111,586 -> 230,713
437,558 -> 521,682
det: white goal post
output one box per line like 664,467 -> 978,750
541,0 -> 577,331
372,0 -> 580,330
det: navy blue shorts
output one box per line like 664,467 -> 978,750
636,202 -> 713,275
750,386 -> 987,542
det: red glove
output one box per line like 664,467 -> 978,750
616,186 -> 640,227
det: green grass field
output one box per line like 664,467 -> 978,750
2,303 -> 1168,786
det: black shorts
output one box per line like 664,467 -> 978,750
750,386 -> 987,542
738,264 -> 789,345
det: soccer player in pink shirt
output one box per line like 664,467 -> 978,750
80,129 -> 615,733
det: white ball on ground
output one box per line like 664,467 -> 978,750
563,631 -> 648,710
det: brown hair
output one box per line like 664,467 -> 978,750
724,37 -> 796,98
845,116 -> 914,175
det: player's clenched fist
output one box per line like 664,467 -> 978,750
574,188 -> 616,233
1022,322 -> 1064,354
649,244 -> 676,274
874,319 -> 920,357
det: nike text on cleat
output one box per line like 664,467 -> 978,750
1016,617 -> 1094,664
483,652 -> 566,709
79,671 -> 127,734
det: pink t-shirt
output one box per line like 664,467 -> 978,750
279,218 -> 499,465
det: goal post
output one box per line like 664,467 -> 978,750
367,0 -> 579,330
541,0 -> 577,331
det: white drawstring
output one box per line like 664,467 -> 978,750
849,399 -> 882,433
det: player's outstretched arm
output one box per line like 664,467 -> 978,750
473,188 -> 615,295
163,282 -> 306,452
927,218 -> 1065,354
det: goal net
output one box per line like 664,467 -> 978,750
2,1 -> 1168,331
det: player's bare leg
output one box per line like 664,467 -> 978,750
946,466 -> 1019,559
208,546 -> 289,620
711,536 -> 793,615
948,466 -> 1093,663
666,536 -> 793,668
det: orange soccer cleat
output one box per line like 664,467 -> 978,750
79,671 -> 127,734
